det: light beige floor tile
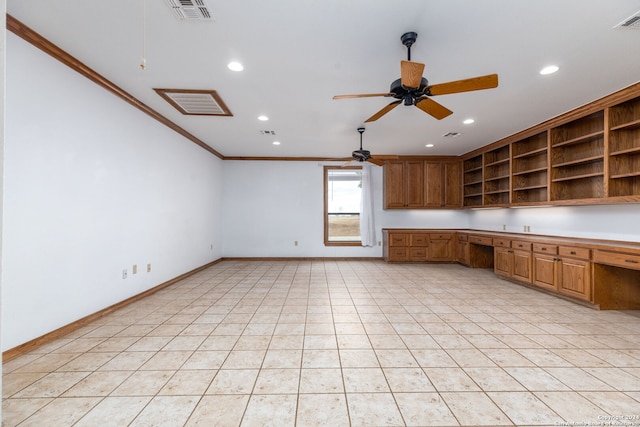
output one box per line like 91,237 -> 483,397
205,369 -> 259,394
580,391 -> 640,415
583,367 -> 640,391
517,348 -> 573,367
111,370 -> 173,396
62,370 -> 132,396
1,397 -> 52,427
346,392 -> 404,426
220,349 -> 266,369
302,349 -> 341,368
13,371 -> 91,398
232,335 -> 271,350
505,367 -> 572,391
98,351 -> 155,371
241,394 -> 297,427
535,391 -> 607,424
181,350 -> 229,370
299,368 -> 344,393
410,349 -> 458,367
253,368 -> 300,394
139,350 -> 192,370
296,393 -> 350,427
383,367 -> 435,392
158,369 -> 216,395
2,372 -> 48,398
129,395 -> 199,427
544,367 -> 615,391
343,367 -> 390,393
440,391 -> 513,426
462,334 -> 509,349
488,391 -> 562,425
261,348 -> 302,368
56,351 -> 118,372
273,322 -> 305,335
18,397 -> 101,427
464,367 -> 526,391
304,334 -> 338,349
423,367 -> 481,392
446,349 -> 498,368
340,349 -> 380,367
198,335 -> 239,350
89,336 -> 140,352
482,348 -> 537,367
13,353 -> 79,373
336,334 -> 372,349
394,392 -> 459,426
185,395 -> 250,427
74,396 -> 151,427
431,334 -> 474,349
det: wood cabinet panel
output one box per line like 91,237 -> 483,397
512,249 -> 532,283
558,258 -> 591,301
533,253 -> 558,291
384,162 -> 405,208
406,161 -> 425,207
428,238 -> 454,261
593,250 -> 640,270
558,246 -> 590,260
494,247 -> 512,277
425,162 -> 443,207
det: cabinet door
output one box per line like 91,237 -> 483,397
533,253 -> 558,291
494,247 -> 512,277
444,161 -> 462,208
388,247 -> 409,262
559,258 -> 592,301
512,249 -> 532,283
456,240 -> 470,265
424,162 -> 443,207
384,162 -> 405,208
428,238 -> 454,261
406,161 -> 425,207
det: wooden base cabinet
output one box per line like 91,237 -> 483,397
429,233 -> 455,261
384,230 -> 454,262
532,245 -> 592,301
558,254 -> 591,301
456,234 -> 470,265
494,246 -> 532,283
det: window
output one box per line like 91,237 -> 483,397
324,166 -> 362,246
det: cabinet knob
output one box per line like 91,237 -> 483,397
625,259 -> 639,264
570,251 -> 576,255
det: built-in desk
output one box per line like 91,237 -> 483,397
382,228 -> 640,310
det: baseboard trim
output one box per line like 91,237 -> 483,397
2,259 -> 222,363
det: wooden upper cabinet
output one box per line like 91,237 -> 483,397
383,159 -> 462,209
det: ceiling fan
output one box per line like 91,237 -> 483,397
349,127 -> 397,166
333,32 -> 499,122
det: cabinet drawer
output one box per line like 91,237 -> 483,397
456,233 -> 468,242
410,234 -> 429,246
430,233 -> 452,240
389,234 -> 409,246
593,250 -> 640,271
410,247 -> 428,259
469,235 -> 492,246
512,240 -> 532,251
559,246 -> 590,260
493,238 -> 510,248
389,247 -> 409,259
533,243 -> 558,254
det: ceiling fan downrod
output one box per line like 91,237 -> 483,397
401,32 -> 418,61
357,127 -> 365,150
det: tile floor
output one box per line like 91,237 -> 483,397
3,260 -> 640,426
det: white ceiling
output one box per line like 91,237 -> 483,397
7,0 -> 640,159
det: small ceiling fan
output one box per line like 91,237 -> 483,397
333,32 -> 498,122
349,127 -> 397,166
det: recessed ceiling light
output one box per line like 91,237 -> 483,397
227,61 -> 244,71
540,65 -> 559,75
425,144 -> 434,148
258,115 -> 269,121
463,119 -> 475,125
272,141 -> 281,145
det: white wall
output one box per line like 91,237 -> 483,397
1,34 -> 223,351
220,160 -> 468,257
468,204 -> 640,242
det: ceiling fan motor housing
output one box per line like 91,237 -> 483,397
352,149 -> 371,161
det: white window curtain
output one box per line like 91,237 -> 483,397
359,163 -> 376,247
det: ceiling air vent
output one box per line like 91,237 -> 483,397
260,130 -> 276,135
154,89 -> 232,116
614,10 -> 640,28
443,132 -> 462,138
165,0 -> 213,21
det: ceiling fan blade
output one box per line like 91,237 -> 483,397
415,97 -> 453,120
401,60 -> 425,89
367,158 -> 385,166
333,93 -> 391,100
364,101 -> 401,122
427,74 -> 498,96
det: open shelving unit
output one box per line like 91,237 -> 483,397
608,96 -> 640,197
511,131 -> 548,204
550,111 -> 605,201
483,145 -> 510,205
463,154 -> 483,207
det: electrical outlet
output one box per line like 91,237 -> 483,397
502,224 -> 506,231
147,263 -> 151,273
294,241 -> 298,246
122,269 -> 128,279
378,240 -> 382,246
132,264 -> 137,274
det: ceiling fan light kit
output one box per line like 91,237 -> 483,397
333,32 -> 499,122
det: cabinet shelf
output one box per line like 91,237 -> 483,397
610,146 -> 640,156
512,166 -> 547,176
610,171 -> 640,179
484,174 -> 509,182
484,158 -> 509,167
512,147 -> 547,159
610,118 -> 640,131
464,165 -> 483,173
552,172 -> 604,183
464,191 -> 483,197
552,155 -> 603,168
464,179 -> 483,185
552,130 -> 604,148
513,184 -> 547,191
484,189 -> 509,195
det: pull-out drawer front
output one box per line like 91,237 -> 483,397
533,243 -> 558,255
389,234 -> 409,246
389,247 -> 409,259
430,233 -> 453,240
493,238 -> 511,248
559,246 -> 590,260
594,250 -> 640,271
469,235 -> 493,246
410,234 -> 429,246
512,240 -> 532,251
410,247 -> 428,259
